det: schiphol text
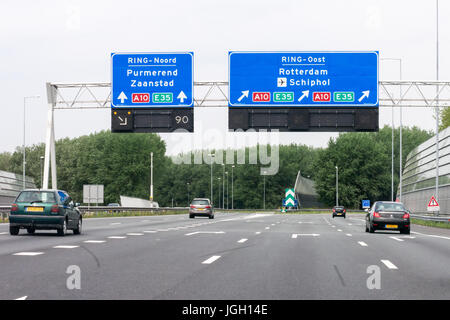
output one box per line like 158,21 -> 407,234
289,78 -> 331,87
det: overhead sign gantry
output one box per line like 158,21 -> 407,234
228,51 -> 379,132
111,52 -> 194,132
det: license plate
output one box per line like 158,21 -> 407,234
26,207 -> 44,212
197,208 -> 205,211
385,224 -> 398,229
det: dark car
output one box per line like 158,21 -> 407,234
332,206 -> 346,218
107,203 -> 121,213
365,201 -> 410,234
189,198 -> 213,219
9,189 -> 82,236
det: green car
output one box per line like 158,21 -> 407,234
9,189 -> 82,236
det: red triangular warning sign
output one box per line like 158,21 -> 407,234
428,196 -> 439,207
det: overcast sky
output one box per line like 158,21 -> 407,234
1,0 -> 449,155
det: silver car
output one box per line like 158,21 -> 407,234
189,198 -> 214,219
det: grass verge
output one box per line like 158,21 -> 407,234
411,218 -> 450,229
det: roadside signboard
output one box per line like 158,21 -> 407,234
111,52 -> 193,108
427,196 -> 440,212
229,51 -> 378,107
284,188 -> 296,207
83,184 -> 104,204
362,199 -> 371,209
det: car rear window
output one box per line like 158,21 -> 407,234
16,191 -> 56,204
375,203 -> 405,211
192,200 -> 209,205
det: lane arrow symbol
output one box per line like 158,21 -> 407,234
237,90 -> 249,102
358,90 -> 370,102
118,116 -> 127,126
297,90 -> 309,102
177,91 -> 187,103
118,91 -> 127,103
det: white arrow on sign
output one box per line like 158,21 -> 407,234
118,116 -> 127,126
358,90 -> 370,102
285,198 -> 295,206
285,189 -> 295,198
118,91 -> 128,103
237,90 -> 249,102
177,91 -> 187,103
297,90 -> 309,102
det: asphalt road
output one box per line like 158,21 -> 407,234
0,212 -> 449,300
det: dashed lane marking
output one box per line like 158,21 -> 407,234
13,252 -> 44,256
237,238 -> 248,243
202,255 -> 221,264
53,245 -> 79,249
358,241 -> 368,247
127,233 -> 144,236
390,236 -> 404,242
381,259 -> 398,270
83,240 -> 106,244
15,296 -> 27,300
108,236 -> 127,239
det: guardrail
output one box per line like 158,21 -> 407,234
410,214 -> 450,223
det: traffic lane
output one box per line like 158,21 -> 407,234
155,213 -> 408,299
330,213 -> 450,299
0,214 -> 273,299
0,212 -> 246,256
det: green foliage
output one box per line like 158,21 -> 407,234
439,107 -> 450,131
0,126 -> 431,210
313,126 -> 432,208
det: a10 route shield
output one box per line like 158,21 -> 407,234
111,52 -> 193,108
228,51 -> 378,107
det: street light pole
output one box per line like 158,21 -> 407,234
23,95 -> 40,190
435,0 -> 440,215
231,165 -> 235,210
209,153 -> 215,204
263,171 -> 266,210
40,156 -> 44,189
225,171 -> 229,209
217,177 -> 221,209
222,164 -> 225,209
335,166 -> 339,206
186,182 -> 190,206
150,152 -> 153,204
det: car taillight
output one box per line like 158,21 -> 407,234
332,209 -> 335,212
51,205 -> 59,213
343,209 -> 346,213
190,205 -> 195,209
205,206 -> 211,209
403,212 -> 410,219
11,203 -> 18,212
373,211 -> 381,218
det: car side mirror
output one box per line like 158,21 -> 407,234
75,203 -> 80,207
364,208 -> 369,212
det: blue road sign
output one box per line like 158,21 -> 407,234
362,199 -> 371,209
228,51 -> 378,107
111,52 -> 193,108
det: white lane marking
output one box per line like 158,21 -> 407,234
346,233 -> 352,237
15,296 -> 27,300
13,252 -> 44,256
185,231 -> 225,236
237,238 -> 248,243
110,222 -> 121,225
331,225 -> 336,228
0,232 -> 8,235
83,240 -> 106,243
337,229 -> 342,232
202,255 -> 221,264
53,245 -> 79,249
108,236 -> 127,239
143,230 -> 158,233
411,231 -> 450,240
157,229 -> 170,232
255,232 -> 261,235
347,223 -> 352,226
271,224 -> 275,226
358,241 -> 368,247
265,227 -> 270,230
390,236 -> 404,242
350,218 -> 365,222
381,259 -> 398,270
127,233 -> 144,236
292,234 -> 320,238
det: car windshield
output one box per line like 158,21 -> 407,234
334,206 -> 344,210
191,200 -> 209,205
16,191 -> 56,204
375,203 -> 405,212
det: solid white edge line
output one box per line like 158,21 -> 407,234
202,255 -> 221,264
381,259 -> 398,270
